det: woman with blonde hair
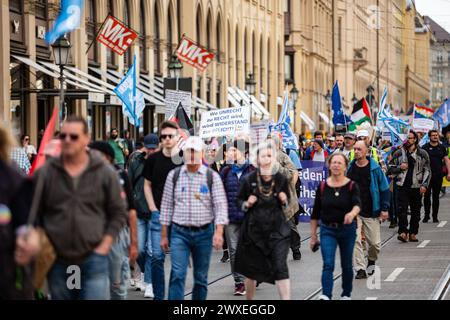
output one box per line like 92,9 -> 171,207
235,142 -> 291,300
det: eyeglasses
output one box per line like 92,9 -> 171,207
160,134 -> 175,141
357,137 -> 367,140
59,133 -> 80,141
407,137 -> 415,141
24,138 -> 30,141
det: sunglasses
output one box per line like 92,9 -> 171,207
357,137 -> 367,140
24,138 -> 30,141
160,134 -> 175,141
59,133 -> 80,141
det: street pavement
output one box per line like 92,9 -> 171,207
128,194 -> 450,300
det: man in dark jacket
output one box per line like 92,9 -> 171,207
35,116 -> 128,300
220,140 -> 255,296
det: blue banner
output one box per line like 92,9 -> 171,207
332,81 -> 352,126
45,0 -> 84,44
298,161 -> 328,223
270,92 -> 299,150
433,99 -> 450,128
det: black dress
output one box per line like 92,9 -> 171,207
234,171 -> 291,284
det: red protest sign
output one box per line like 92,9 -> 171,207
97,15 -> 138,55
175,36 -> 215,72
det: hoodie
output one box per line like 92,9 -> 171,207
34,151 -> 128,264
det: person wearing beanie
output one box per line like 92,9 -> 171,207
89,141 -> 138,300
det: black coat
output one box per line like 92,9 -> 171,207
0,160 -> 33,299
234,171 -> 291,284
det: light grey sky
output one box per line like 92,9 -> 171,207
415,0 -> 450,33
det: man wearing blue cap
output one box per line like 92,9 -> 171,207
128,134 -> 159,298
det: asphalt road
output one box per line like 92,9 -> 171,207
128,193 -> 450,300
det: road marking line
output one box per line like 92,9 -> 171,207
418,240 -> 431,248
437,221 -> 447,228
385,268 -> 405,282
366,297 -> 378,300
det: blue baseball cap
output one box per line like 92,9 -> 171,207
144,134 -> 159,149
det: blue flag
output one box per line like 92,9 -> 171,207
331,81 -> 351,126
433,99 -> 450,128
114,55 -> 146,127
45,0 -> 84,44
270,92 -> 299,150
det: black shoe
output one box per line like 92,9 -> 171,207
367,260 -> 376,276
422,216 -> 430,223
433,218 -> 440,223
256,281 -> 261,288
220,250 -> 230,263
355,270 -> 368,279
292,249 -> 302,261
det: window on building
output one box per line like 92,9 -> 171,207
153,2 -> 161,75
437,69 -> 443,82
284,0 -> 290,13
216,80 -> 222,107
140,0 -> 147,72
207,12 -> 212,51
9,0 -> 22,13
216,17 -> 222,62
123,0 -> 132,68
86,0 -> 97,63
207,78 -> 211,103
106,0 -> 115,66
285,54 -> 293,82
35,0 -> 48,20
196,76 -> 202,98
338,17 -> 342,51
167,9 -> 173,66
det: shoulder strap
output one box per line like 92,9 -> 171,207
172,166 -> 182,194
320,181 -> 326,195
207,168 -> 214,191
349,181 -> 354,192
222,165 -> 232,180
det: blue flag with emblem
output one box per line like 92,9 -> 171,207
114,55 -> 146,127
269,91 -> 299,150
433,99 -> 450,129
45,0 -> 84,44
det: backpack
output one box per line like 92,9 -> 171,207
172,166 -> 214,197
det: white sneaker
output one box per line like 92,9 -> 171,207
341,296 -> 352,300
144,284 -> 154,299
318,295 -> 330,300
135,273 -> 145,291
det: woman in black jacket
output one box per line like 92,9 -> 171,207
235,142 -> 291,300
0,125 -> 38,299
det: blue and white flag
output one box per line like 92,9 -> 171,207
270,92 -> 299,150
331,81 -> 352,126
433,99 -> 450,129
45,0 -> 84,44
114,55 -> 146,127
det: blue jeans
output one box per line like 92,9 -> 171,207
320,222 -> 357,299
168,223 -> 214,300
137,217 -> 153,284
108,228 -> 131,300
48,252 -> 110,300
151,211 -> 166,300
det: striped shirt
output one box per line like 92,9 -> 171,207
160,165 -> 229,227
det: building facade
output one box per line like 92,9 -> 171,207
425,16 -> 450,109
1,0 -> 285,143
284,0 -> 432,134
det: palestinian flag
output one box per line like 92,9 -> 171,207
349,98 -> 372,131
168,102 -> 193,149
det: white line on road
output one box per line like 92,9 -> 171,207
385,268 -> 405,282
437,221 -> 447,228
366,297 -> 378,300
417,240 -> 431,248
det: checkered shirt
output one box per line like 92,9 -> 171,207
160,165 -> 229,227
10,147 -> 31,174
